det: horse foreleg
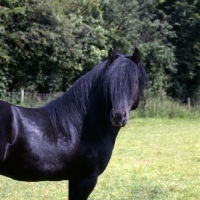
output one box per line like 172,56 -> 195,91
0,132 -> 10,165
0,122 -> 11,165
68,174 -> 98,200
0,102 -> 16,165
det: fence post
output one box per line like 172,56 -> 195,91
21,88 -> 24,103
187,97 -> 191,110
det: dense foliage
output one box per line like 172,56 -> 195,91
0,0 -> 199,100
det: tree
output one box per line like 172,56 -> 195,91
62,0 -> 108,75
0,0 -> 77,92
3,0 -> 197,101
100,0 -> 176,98
158,0 -> 200,99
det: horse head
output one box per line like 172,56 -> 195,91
106,48 -> 145,127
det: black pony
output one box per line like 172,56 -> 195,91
0,48 -> 147,199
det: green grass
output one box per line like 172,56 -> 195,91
0,118 -> 200,199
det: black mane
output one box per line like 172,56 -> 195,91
45,53 -> 147,137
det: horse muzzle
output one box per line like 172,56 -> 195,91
110,109 -> 128,127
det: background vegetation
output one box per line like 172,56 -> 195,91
1,0 -> 200,101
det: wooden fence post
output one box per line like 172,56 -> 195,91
21,88 -> 24,103
187,97 -> 191,110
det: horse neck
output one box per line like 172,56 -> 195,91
61,80 -> 120,145
46,63 -> 119,140
70,70 -> 109,118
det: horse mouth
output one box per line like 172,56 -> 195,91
112,122 -> 126,127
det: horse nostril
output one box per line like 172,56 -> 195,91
111,110 -> 126,120
110,110 -> 128,127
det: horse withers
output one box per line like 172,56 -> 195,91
0,48 -> 147,199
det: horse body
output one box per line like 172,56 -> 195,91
0,48 -> 147,199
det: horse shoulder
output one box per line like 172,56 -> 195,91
7,105 -> 49,146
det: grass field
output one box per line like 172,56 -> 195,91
0,118 -> 199,199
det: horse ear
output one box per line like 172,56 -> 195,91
132,48 -> 140,65
108,48 -> 115,65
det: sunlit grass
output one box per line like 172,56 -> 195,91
90,118 -> 200,200
0,118 -> 199,199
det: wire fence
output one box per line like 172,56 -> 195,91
1,90 -> 200,118
0,90 -> 63,107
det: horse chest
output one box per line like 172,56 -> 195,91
70,134 -> 115,177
